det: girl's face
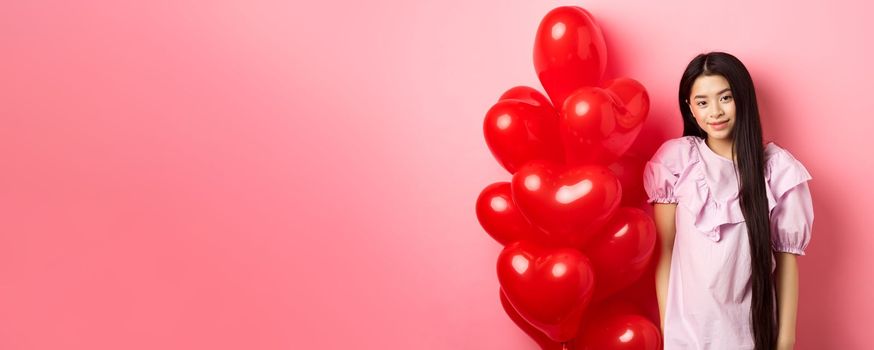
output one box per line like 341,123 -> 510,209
687,74 -> 736,141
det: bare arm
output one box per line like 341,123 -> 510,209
653,203 -> 677,332
775,252 -> 799,349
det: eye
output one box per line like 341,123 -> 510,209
720,95 -> 733,102
696,101 -> 707,107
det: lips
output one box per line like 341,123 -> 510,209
708,119 -> 730,131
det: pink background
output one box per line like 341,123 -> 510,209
1,0 -> 871,349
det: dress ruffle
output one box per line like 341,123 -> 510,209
667,137 -> 811,242
671,137 -> 738,242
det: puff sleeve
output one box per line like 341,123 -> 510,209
766,149 -> 814,256
643,138 -> 691,204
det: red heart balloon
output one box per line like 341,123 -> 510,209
497,241 -> 596,343
500,86 -> 555,109
484,86 -> 564,174
499,289 -> 565,350
583,207 -> 657,302
534,6 -> 607,109
560,84 -> 648,166
602,77 -> 650,126
612,264 -> 660,326
608,153 -> 648,207
582,298 -> 643,322
511,161 -> 621,248
576,312 -> 661,350
476,182 -> 548,246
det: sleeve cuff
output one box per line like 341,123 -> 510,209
648,197 -> 679,204
773,245 -> 806,256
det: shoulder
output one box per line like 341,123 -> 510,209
764,141 -> 787,162
764,141 -> 807,172
647,136 -> 701,173
764,141 -> 813,196
657,135 -> 698,151
651,136 -> 701,162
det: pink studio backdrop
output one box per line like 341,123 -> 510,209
1,0 -> 871,349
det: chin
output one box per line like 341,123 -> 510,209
706,130 -> 733,140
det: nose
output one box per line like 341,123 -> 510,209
710,103 -> 724,119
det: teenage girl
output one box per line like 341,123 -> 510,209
644,52 -> 813,350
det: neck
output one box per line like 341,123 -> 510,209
706,137 -> 735,162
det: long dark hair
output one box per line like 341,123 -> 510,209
678,52 -> 775,350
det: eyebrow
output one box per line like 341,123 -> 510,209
693,88 -> 732,99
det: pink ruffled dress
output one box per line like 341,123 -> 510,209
643,136 -> 814,349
